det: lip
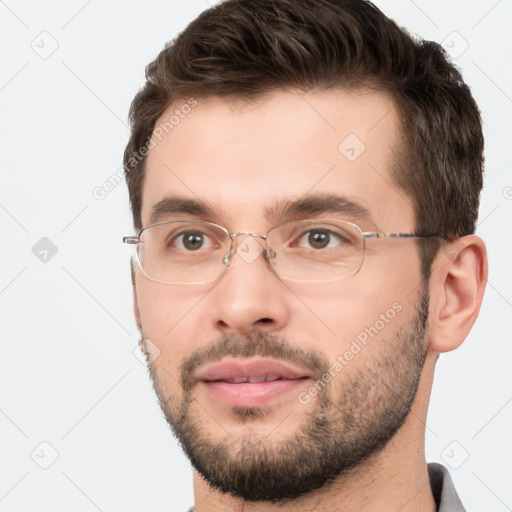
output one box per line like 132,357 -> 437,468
195,358 -> 311,408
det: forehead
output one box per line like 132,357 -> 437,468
142,89 -> 414,231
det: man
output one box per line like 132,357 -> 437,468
122,0 -> 487,510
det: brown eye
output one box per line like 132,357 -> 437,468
297,229 -> 344,250
171,230 -> 214,251
308,230 -> 330,249
182,232 -> 204,251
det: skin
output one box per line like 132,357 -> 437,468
131,89 -> 487,511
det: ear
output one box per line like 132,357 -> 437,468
428,235 -> 487,353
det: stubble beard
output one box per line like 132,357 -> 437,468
141,289 -> 430,503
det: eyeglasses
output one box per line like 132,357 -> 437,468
123,219 -> 437,285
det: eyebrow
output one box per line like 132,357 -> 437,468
149,196 -> 219,225
149,193 -> 375,228
265,194 -> 375,226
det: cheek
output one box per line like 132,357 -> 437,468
288,246 -> 421,354
135,275 -> 215,364
360,241 -> 423,306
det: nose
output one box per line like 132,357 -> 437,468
212,235 -> 290,335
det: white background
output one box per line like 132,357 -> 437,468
1,1 -> 511,510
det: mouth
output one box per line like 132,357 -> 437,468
212,374 -> 304,383
194,358 -> 311,408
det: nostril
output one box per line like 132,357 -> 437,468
259,318 -> 272,323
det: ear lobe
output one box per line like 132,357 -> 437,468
428,235 -> 488,353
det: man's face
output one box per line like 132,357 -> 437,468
133,89 -> 429,501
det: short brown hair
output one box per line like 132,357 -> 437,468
124,0 -> 484,277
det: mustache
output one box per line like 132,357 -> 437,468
179,331 -> 329,392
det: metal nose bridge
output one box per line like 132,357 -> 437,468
223,231 -> 269,266
229,231 -> 267,241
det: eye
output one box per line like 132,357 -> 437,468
171,230 -> 216,251
296,228 -> 346,250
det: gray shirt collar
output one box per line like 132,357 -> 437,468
428,462 -> 466,511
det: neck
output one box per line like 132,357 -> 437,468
190,351 -> 438,512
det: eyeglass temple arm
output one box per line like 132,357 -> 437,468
123,236 -> 139,244
361,233 -> 439,239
